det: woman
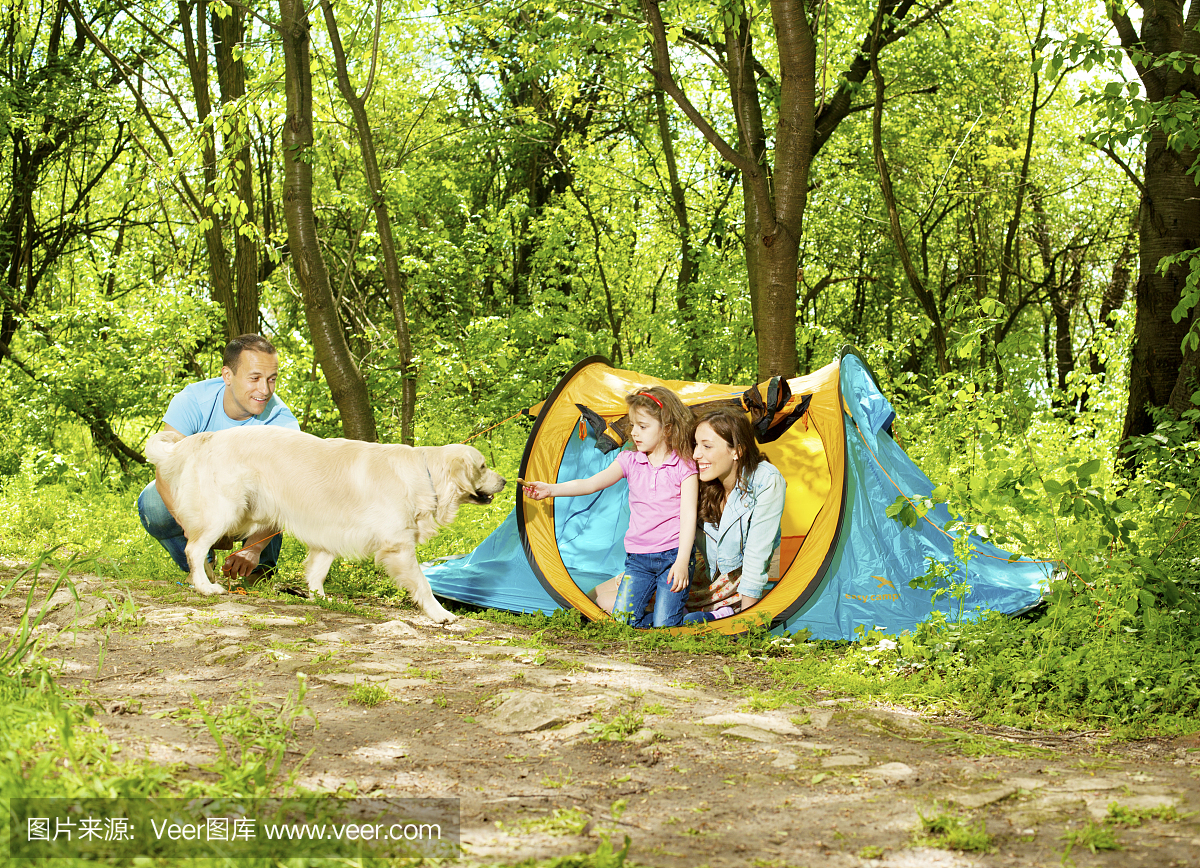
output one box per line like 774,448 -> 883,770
589,404 -> 786,622
687,405 -> 786,619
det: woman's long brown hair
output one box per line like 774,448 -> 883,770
695,406 -> 766,525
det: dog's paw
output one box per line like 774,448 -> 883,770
307,587 -> 327,600
194,581 -> 226,596
425,608 -> 457,625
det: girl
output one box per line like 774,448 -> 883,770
687,405 -> 786,620
523,386 -> 698,627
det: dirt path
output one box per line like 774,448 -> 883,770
7,567 -> 1200,867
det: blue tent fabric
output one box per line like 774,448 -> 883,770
425,422 -> 631,613
546,427 -> 630,596
778,354 -> 1049,639
424,510 -> 562,614
425,352 -> 1049,638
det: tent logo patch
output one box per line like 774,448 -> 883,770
845,577 -> 902,602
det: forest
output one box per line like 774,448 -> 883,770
4,0 -> 1187,461
3,0 -> 1200,831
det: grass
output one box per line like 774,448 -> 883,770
91,592 -> 144,631
914,808 -> 995,853
587,708 -> 645,742
0,561 -> 298,807
540,770 -> 574,788
504,835 -> 632,867
349,681 -> 391,707
7,465 -> 1200,747
503,806 -> 591,836
160,678 -> 318,791
923,726 -> 1055,758
740,686 -> 808,712
405,664 -> 445,681
0,555 -> 430,860
1105,801 -> 1189,826
1060,820 -> 1121,861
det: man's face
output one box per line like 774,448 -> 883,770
222,350 -> 279,421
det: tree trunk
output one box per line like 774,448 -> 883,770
642,0 -> 945,381
1050,257 -> 1081,414
868,2 -> 949,374
320,0 -> 415,444
278,0 -> 377,441
1079,237 -> 1132,412
994,2 -> 1047,391
211,1 -> 260,336
180,0 -> 237,337
1111,1 -> 1200,443
654,88 -> 701,377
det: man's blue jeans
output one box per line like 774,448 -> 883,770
137,480 -> 281,573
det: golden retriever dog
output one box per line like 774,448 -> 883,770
144,427 -> 506,623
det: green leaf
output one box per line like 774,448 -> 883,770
1075,459 -> 1102,482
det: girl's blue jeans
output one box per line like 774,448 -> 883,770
612,547 -> 690,628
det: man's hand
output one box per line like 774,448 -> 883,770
221,545 -> 262,578
220,532 -> 276,578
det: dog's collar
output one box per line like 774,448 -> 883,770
425,465 -> 439,512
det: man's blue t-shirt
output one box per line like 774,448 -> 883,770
163,378 -> 301,435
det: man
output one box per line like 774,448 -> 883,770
137,334 -> 300,583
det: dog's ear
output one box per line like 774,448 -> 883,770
424,445 -> 476,498
447,446 -> 481,495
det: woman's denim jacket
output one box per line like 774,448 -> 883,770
700,461 -> 786,599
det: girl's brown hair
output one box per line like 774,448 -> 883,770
625,386 -> 694,461
694,406 -> 766,524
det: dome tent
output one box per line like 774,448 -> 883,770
424,347 -> 1049,639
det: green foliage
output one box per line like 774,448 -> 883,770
902,521 -> 979,624
0,475 -> 166,580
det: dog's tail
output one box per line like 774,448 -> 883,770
145,430 -> 185,466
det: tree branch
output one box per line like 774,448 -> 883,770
1091,140 -> 1148,197
638,0 -> 764,187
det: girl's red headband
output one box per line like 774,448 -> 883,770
638,391 -> 664,409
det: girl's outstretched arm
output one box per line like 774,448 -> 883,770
669,473 -> 699,592
522,460 -> 624,500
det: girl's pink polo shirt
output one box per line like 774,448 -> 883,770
616,450 -> 697,553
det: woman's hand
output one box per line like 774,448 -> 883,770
522,480 -> 554,500
669,557 -> 691,593
739,594 -> 760,611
